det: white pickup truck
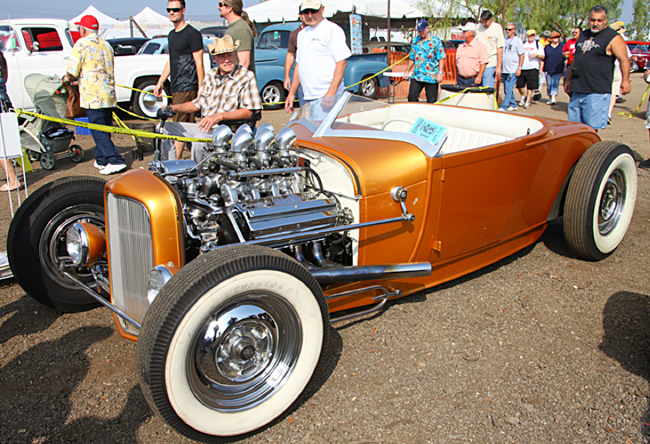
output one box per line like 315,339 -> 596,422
0,18 -> 208,118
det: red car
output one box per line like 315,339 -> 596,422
626,41 -> 650,71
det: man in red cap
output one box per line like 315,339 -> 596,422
65,15 -> 127,175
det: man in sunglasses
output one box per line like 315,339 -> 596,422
154,0 -> 205,160
285,0 -> 351,114
499,23 -> 524,111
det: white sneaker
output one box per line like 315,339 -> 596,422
519,98 -> 526,107
498,108 -> 507,112
523,101 -> 530,109
99,163 -> 128,175
507,105 -> 518,111
93,161 -> 105,169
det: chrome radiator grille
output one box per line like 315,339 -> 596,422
106,193 -> 154,335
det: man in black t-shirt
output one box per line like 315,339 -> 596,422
154,0 -> 204,159
565,5 -> 630,130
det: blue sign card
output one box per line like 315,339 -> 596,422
409,117 -> 447,147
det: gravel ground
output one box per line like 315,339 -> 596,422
1,75 -> 650,444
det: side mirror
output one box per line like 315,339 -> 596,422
29,41 -> 40,54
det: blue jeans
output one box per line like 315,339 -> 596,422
482,66 -> 496,88
86,108 -> 125,166
457,76 -> 476,86
546,72 -> 563,97
500,73 -> 518,109
568,93 -> 611,130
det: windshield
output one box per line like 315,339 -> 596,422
290,93 -> 389,132
138,42 -> 160,55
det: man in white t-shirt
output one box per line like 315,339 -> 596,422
285,0 -> 351,116
517,29 -> 545,108
477,9 -> 505,88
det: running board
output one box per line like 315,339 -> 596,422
327,285 -> 401,324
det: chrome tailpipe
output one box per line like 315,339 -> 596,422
310,262 -> 431,284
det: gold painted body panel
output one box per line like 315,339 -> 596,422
106,119 -> 600,330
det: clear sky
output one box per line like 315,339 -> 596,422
0,0 -> 261,22
0,0 -> 636,26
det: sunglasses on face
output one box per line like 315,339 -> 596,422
167,7 -> 182,12
301,8 -> 319,14
506,28 -> 515,31
218,2 -> 228,7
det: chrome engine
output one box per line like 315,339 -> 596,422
149,124 -> 353,266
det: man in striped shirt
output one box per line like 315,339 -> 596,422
164,35 -> 262,162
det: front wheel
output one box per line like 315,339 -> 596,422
261,81 -> 286,110
564,141 -> 637,260
359,75 -> 379,99
136,245 -> 329,442
7,176 -> 107,311
40,152 -> 55,170
133,79 -> 169,118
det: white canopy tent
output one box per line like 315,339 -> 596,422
245,0 -> 429,23
70,5 -> 121,29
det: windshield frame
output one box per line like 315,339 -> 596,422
289,92 -> 443,158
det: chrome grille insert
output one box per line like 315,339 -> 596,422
107,193 -> 154,335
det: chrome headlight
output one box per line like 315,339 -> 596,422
147,264 -> 177,304
66,223 -> 89,266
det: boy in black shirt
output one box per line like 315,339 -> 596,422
155,0 -> 204,159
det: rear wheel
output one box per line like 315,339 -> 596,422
137,245 -> 329,442
564,141 -> 637,260
359,75 -> 379,99
133,79 -> 169,118
261,81 -> 285,110
8,176 -> 107,311
69,144 -> 83,162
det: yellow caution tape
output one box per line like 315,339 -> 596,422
115,104 -> 160,121
345,54 -> 410,89
116,83 -> 172,99
267,54 -> 411,106
15,109 -> 212,143
617,83 -> 650,119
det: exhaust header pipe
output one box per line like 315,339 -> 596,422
310,262 -> 432,284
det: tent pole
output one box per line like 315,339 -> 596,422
387,0 -> 391,49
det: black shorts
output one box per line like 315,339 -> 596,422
516,69 -> 539,90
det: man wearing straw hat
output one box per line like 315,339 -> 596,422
162,35 -> 262,163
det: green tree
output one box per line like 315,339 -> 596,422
629,0 -> 650,39
417,0 -> 623,38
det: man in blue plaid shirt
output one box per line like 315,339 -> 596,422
404,19 -> 446,103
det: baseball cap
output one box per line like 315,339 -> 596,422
542,30 -> 551,38
300,0 -> 322,11
550,31 -> 561,38
416,19 -> 429,31
461,22 -> 477,32
526,29 -> 536,36
75,15 -> 99,31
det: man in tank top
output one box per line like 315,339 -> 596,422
565,5 -> 631,130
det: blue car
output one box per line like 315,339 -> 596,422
255,22 -> 390,109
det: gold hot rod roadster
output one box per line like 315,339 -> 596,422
8,93 -> 637,442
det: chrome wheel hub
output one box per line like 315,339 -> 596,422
40,204 -> 105,289
598,170 -> 625,235
188,291 -> 302,411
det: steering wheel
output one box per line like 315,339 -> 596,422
381,116 -> 417,131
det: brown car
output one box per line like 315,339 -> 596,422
8,93 -> 637,442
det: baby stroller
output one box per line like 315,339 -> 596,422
20,74 -> 83,170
